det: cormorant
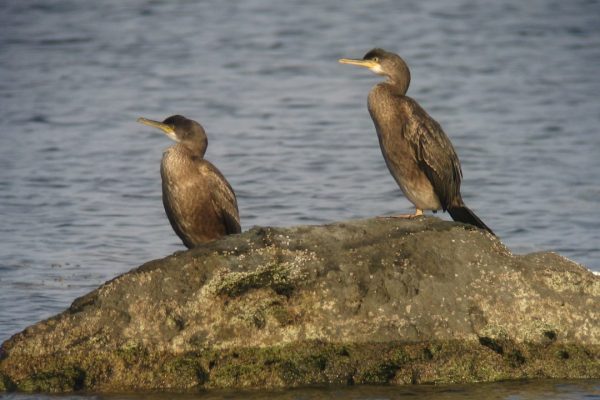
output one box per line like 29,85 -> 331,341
137,115 -> 241,247
339,48 -> 494,235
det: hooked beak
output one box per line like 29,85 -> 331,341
137,117 -> 179,142
338,58 -> 383,75
338,58 -> 377,68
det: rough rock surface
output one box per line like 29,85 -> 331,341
0,217 -> 598,392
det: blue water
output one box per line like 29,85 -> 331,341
1,0 -> 599,398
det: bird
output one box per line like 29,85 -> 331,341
339,48 -> 494,235
137,115 -> 241,247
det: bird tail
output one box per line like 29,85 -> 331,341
448,205 -> 495,236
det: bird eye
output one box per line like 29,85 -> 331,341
372,57 -> 379,62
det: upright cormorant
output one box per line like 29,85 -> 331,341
339,48 -> 494,235
137,115 -> 241,247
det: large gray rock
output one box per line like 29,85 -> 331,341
1,217 -> 598,392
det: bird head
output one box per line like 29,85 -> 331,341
137,115 -> 208,156
339,48 -> 411,94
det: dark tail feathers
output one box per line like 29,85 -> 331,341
448,206 -> 495,236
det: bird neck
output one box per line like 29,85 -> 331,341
174,142 -> 206,159
385,75 -> 409,95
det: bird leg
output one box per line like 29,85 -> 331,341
377,208 -> 424,219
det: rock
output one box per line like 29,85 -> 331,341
0,217 -> 598,392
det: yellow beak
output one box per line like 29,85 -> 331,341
338,58 -> 380,69
137,117 -> 178,141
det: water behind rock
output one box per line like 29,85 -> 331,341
0,0 -> 599,397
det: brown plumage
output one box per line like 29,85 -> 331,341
137,115 -> 241,247
339,48 -> 494,235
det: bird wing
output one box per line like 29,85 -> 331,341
202,161 -> 242,235
161,188 -> 194,248
402,97 -> 463,210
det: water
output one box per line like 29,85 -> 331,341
1,0 -> 599,398
0,380 -> 599,400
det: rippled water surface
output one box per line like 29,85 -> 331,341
2,380 -> 600,400
1,0 -> 599,398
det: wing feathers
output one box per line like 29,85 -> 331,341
404,98 -> 462,210
204,162 -> 241,235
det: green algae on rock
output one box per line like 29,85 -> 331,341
0,217 -> 598,392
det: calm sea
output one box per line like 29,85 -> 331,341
1,0 -> 599,398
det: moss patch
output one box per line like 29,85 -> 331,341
17,366 -> 85,392
2,340 -> 598,392
0,372 -> 16,391
212,262 -> 306,297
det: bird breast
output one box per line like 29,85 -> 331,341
160,148 -> 212,215
162,148 -> 200,186
367,84 -> 406,116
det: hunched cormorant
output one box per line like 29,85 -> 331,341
137,115 -> 241,247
